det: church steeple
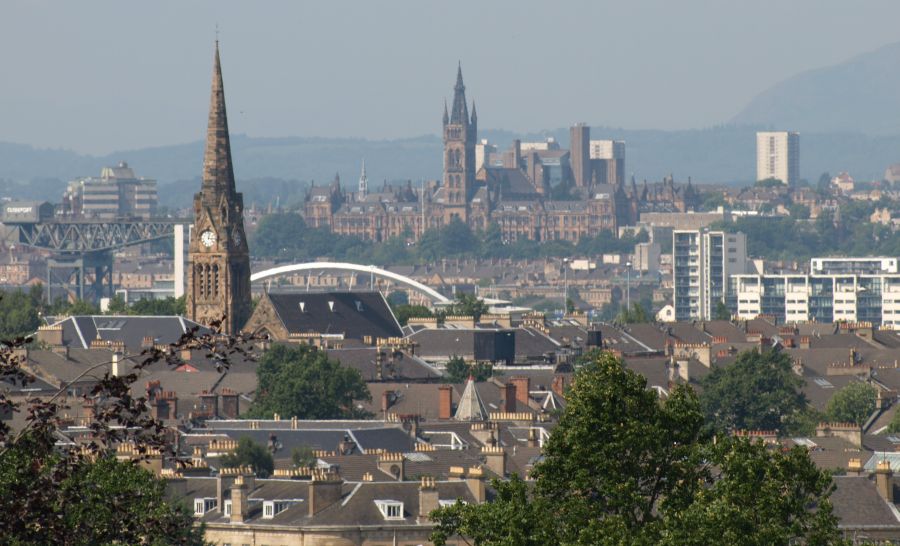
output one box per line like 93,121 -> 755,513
201,41 -> 236,198
450,62 -> 469,125
359,158 -> 368,198
187,41 -> 252,336
443,100 -> 449,126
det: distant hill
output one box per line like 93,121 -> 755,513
3,127 -> 900,208
732,41 -> 900,135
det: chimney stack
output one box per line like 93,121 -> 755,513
438,385 -> 453,420
481,446 -> 506,477
230,474 -> 247,523
876,460 -> 894,503
510,376 -> 530,404
307,470 -> 343,516
418,476 -> 439,521
501,382 -> 517,412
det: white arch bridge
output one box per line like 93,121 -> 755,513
250,262 -> 451,304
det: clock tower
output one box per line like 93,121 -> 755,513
186,42 -> 251,334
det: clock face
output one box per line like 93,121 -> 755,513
232,227 -> 242,246
200,230 -> 217,248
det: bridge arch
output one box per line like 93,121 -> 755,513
250,262 -> 451,304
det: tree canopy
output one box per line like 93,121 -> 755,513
444,355 -> 493,383
248,344 -> 371,419
0,433 -> 204,545
699,348 -> 807,434
825,382 -> 877,427
220,437 -> 275,477
431,351 -> 843,545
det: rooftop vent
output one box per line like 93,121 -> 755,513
328,301 -> 335,312
355,301 -> 364,312
299,302 -> 305,313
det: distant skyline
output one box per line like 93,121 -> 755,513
3,0 -> 900,154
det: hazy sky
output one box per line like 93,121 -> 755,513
3,0 -> 900,154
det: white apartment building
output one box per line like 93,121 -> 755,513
810,257 -> 898,275
756,131 -> 799,186
673,229 -> 747,321
731,273 -> 900,327
589,140 -> 625,160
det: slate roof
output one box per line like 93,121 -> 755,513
831,476 -> 900,528
49,315 -> 207,351
267,291 -> 402,340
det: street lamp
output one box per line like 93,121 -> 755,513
626,261 -> 632,311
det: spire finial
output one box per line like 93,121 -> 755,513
201,40 -> 236,196
450,64 -> 469,125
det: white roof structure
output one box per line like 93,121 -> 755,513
454,376 -> 486,421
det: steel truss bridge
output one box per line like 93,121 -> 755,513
2,218 -> 189,303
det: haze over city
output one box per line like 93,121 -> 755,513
3,0 -> 900,154
8,3 -> 900,544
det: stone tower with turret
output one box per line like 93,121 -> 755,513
442,65 -> 477,223
186,42 -> 252,334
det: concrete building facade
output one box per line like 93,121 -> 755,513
756,131 -> 800,186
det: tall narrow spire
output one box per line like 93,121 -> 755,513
443,100 -> 449,126
202,41 -> 236,197
359,158 -> 368,198
450,63 -> 469,125
470,100 -> 477,125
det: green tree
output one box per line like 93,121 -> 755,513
48,298 -> 100,317
755,177 -> 784,188
391,304 -> 433,326
713,300 -> 731,321
291,446 -> 317,468
130,296 -> 186,316
220,437 -> 275,477
104,294 -> 130,314
431,352 -> 843,545
616,302 -> 650,324
825,382 -> 877,426
789,203 -> 811,220
446,293 -> 489,321
249,344 -> 371,419
656,438 -> 841,545
0,436 -> 204,545
0,289 -> 41,339
700,348 -> 807,434
445,355 -> 492,383
887,407 -> 900,434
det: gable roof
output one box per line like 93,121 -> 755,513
49,315 -> 207,351
267,292 -> 402,341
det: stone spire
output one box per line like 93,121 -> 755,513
454,376 -> 486,421
201,41 -> 236,198
470,100 -> 477,125
450,63 -> 469,125
358,158 -> 368,198
443,100 -> 449,126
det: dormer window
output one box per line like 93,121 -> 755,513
223,500 -> 232,517
193,497 -> 217,516
375,499 -> 404,520
262,500 -> 298,519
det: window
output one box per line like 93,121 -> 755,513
262,500 -> 297,519
375,500 -> 405,520
193,498 -> 216,516
223,500 -> 232,517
